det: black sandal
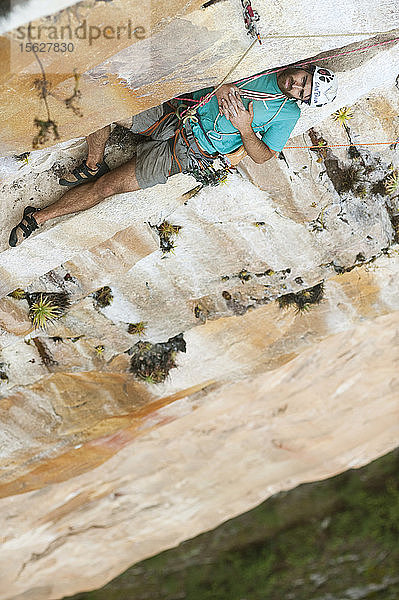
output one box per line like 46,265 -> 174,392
59,160 -> 109,188
9,206 -> 40,247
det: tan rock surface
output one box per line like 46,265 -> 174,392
1,311 -> 399,600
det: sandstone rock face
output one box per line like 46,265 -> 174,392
1,1 -> 399,599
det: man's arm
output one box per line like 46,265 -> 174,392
220,91 -> 275,164
240,126 -> 275,164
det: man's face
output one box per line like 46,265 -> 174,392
277,68 -> 312,102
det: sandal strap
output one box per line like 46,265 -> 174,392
20,207 -> 39,237
9,206 -> 40,247
19,221 -> 31,237
71,162 -> 98,182
25,214 -> 38,231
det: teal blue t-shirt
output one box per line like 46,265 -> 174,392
190,73 -> 300,154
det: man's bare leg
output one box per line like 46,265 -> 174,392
35,156 -> 140,226
61,118 -> 133,183
9,118 -> 140,245
85,124 -> 111,170
85,119 -> 132,169
60,125 -> 112,186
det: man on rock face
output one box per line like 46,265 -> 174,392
9,64 -> 338,247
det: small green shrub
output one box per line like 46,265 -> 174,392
333,106 -> 354,127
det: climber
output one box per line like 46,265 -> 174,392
8,64 -> 337,247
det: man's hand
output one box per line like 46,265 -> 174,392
216,85 -> 275,164
215,84 -> 242,118
220,93 -> 254,134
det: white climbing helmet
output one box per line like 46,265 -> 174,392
308,66 -> 338,108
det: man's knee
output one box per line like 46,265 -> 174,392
92,161 -> 140,198
114,117 -> 133,129
93,173 -> 119,199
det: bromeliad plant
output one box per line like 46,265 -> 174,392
277,282 -> 324,314
8,288 -> 26,300
93,286 -> 113,308
28,292 -> 70,330
128,321 -> 147,336
333,106 -> 354,127
156,221 -> 182,255
333,106 -> 354,147
386,171 -> 399,195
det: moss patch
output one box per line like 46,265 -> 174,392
129,334 -> 186,383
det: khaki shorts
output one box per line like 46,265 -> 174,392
118,103 -> 194,189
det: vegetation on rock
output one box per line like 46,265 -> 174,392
93,286 -> 114,308
156,221 -> 182,255
0,363 -> 9,383
277,282 -> 324,313
385,171 -> 399,195
8,288 -> 26,300
128,322 -> 147,336
129,334 -> 186,383
332,106 -> 354,127
27,292 -> 70,330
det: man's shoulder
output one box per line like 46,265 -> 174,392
279,98 -> 301,122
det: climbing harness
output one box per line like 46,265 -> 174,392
241,0 -> 262,44
159,99 -> 233,186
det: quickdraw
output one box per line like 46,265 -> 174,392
166,100 -> 233,186
189,161 -> 231,187
241,0 -> 262,44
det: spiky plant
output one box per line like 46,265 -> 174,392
333,106 -> 354,127
156,221 -> 181,255
385,172 -> 399,195
94,345 -> 105,356
128,321 -> 147,336
277,282 -> 324,314
157,221 -> 181,237
8,288 -> 26,300
29,294 -> 64,330
15,151 -> 30,164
